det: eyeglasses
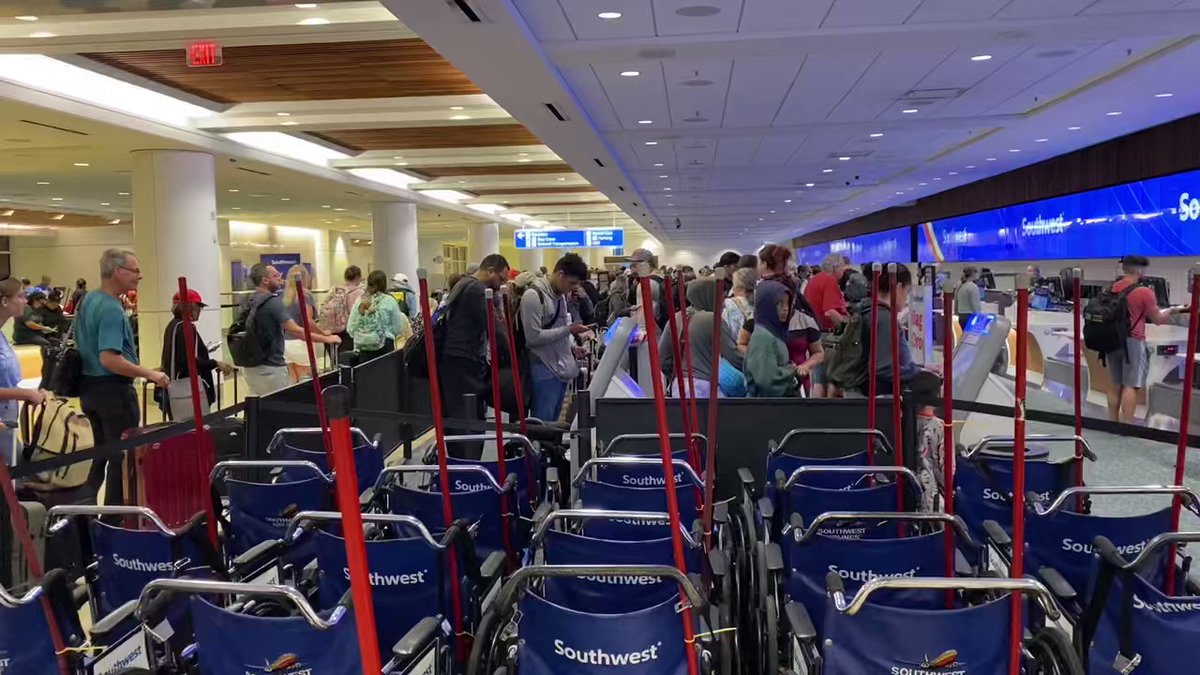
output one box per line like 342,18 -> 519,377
119,265 -> 141,275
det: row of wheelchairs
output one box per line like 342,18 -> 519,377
732,427 -> 1200,675
2,423 -> 745,675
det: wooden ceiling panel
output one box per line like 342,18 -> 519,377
472,186 -> 600,195
1,209 -> 124,228
502,201 -> 614,207
315,125 -> 541,151
415,164 -> 573,178
84,40 -> 480,103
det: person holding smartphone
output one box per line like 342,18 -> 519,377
519,253 -> 592,422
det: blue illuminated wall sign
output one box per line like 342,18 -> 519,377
796,226 -> 912,266
919,167 -> 1200,262
514,228 -> 625,250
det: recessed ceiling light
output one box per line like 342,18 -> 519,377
869,132 -> 884,138
100,202 -> 110,206
1009,148 -> 1020,152
449,106 -> 465,111
50,214 -> 63,220
294,3 -> 318,7
805,183 -> 815,187
15,15 -> 37,21
919,182 -> 927,186
970,54 -> 993,61
822,168 -> 833,173
901,108 -> 919,114
770,210 -> 776,214
232,207 -> 241,210
108,218 -> 121,225
645,141 -> 658,146
393,155 -> 405,159
228,188 -> 239,193
667,203 -> 674,206
784,199 -> 792,203
297,17 -> 329,25
118,192 -> 129,196
653,162 -> 664,167
637,120 -> 653,125
322,204 -> 331,208
664,187 -> 672,191
598,11 -> 623,19
1155,92 -> 1174,98
29,31 -> 56,38
1105,111 -> 1122,116
933,177 -> 942,181
276,112 -> 290,117
517,158 -> 532,163
557,177 -> 566,181
659,175 -> 669,178
758,218 -> 764,221
51,197 -> 63,201
396,162 -> 408,166
620,70 -> 640,77
966,165 -> 976,169
36,181 -> 49,185
1068,126 -> 1082,131
280,121 -> 298,126
281,198 -> 290,201
949,171 -> 959,175
986,157 -> 997,161
334,208 -> 345,211
896,191 -> 904,195
838,156 -> 851,161
450,115 -> 471,120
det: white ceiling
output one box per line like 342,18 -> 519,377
459,0 -> 1200,244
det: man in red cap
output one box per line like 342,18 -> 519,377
159,288 -> 234,414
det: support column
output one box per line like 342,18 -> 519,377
216,218 -> 232,327
372,202 -> 418,281
467,221 -> 499,264
517,248 -> 541,274
132,149 -> 220,370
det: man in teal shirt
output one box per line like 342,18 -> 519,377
76,248 -> 169,504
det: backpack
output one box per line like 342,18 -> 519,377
627,276 -> 668,328
513,287 -> 563,357
20,397 -> 93,490
348,297 -> 388,352
404,288 -> 456,378
228,293 -> 273,367
318,285 -> 355,334
826,304 -> 870,391
1083,283 -> 1139,362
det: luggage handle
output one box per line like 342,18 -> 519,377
828,574 -> 1061,620
136,578 -> 339,630
1031,485 -> 1200,516
530,508 -> 701,548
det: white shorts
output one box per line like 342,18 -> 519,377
284,339 -> 314,366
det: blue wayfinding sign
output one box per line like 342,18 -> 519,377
514,228 -> 625,250
919,166 -> 1200,262
796,226 -> 912,266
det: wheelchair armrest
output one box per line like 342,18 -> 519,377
230,539 -> 282,575
765,543 -> 784,572
712,501 -> 729,525
531,499 -> 554,528
545,467 -> 559,489
982,520 -> 1011,549
480,551 -> 506,582
738,467 -> 756,492
91,599 -> 139,640
1037,566 -> 1078,602
359,487 -> 378,509
391,616 -> 441,661
784,601 -> 817,641
708,548 -> 728,578
72,581 -> 89,609
758,496 -> 774,521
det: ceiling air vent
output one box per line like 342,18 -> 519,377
594,158 -> 605,168
20,119 -> 87,136
237,166 -> 272,177
829,150 -> 873,160
545,103 -> 568,121
899,88 -> 964,106
449,0 -> 482,22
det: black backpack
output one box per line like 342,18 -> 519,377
1083,283 -> 1139,362
227,293 -> 273,367
827,304 -> 871,391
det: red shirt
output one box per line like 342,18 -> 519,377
1111,279 -> 1159,341
803,272 -> 847,332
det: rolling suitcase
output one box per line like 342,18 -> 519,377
123,425 -> 215,529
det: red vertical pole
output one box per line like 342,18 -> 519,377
1010,282 -> 1030,675
701,271 -> 725,555
294,279 -> 333,467
638,276 -> 701,675
325,386 -> 382,675
1072,268 -> 1084,511
483,289 -> 516,569
867,264 -> 881,478
888,264 -> 905,513
1166,270 -> 1200,595
941,289 -> 956,606
501,300 -> 537,508
663,278 -> 699,474
415,270 -> 465,654
678,270 -> 701,451
177,277 -> 219,552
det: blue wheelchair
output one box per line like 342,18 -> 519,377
0,571 -> 90,675
133,578 -> 447,674
955,434 -> 1096,540
467,564 -> 722,675
424,433 -> 549,516
598,432 -> 708,478
570,456 -> 707,538
1081,530 -> 1200,674
266,426 -> 386,496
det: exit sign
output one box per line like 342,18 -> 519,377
186,41 -> 223,68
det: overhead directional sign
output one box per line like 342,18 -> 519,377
514,228 -> 625,249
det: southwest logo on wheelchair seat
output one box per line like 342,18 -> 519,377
981,488 -> 1050,503
620,472 -> 685,487
893,649 -> 967,675
267,503 -> 302,529
553,639 -> 663,666
0,652 -> 10,675
453,480 -> 492,493
828,564 -> 921,582
111,553 -> 174,572
343,567 -> 429,586
246,653 -> 313,674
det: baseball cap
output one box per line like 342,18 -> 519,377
171,289 -> 207,307
392,272 -> 410,285
26,289 -> 46,301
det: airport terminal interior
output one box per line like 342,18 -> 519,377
6,1 -> 1200,674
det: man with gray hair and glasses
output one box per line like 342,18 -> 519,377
76,248 -> 169,504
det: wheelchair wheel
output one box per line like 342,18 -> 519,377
1026,626 -> 1084,675
467,608 -> 507,675
765,598 -> 779,675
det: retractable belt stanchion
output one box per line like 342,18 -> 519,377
416,269 -> 467,656
1166,267 -> 1200,595
638,274 -> 701,675
325,385 -> 383,675
484,288 -> 516,570
941,288 -> 956,608
677,270 -> 701,458
294,279 -> 333,467
663,277 -> 699,474
866,263 -> 881,483
702,269 -> 725,556
178,276 -> 220,552
1072,267 -> 1085,511
1010,277 -> 1030,675
887,263 -> 904,513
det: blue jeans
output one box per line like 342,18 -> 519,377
529,359 -> 568,422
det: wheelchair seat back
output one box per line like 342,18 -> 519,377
190,594 -> 361,675
275,435 -> 384,495
786,480 -> 909,541
823,592 -> 1013,675
516,590 -> 688,675
387,482 -> 512,560
577,480 -> 700,540
1088,563 -> 1200,675
445,452 -> 539,515
541,529 -> 698,614
954,446 -> 1071,537
225,475 -> 329,561
91,519 -> 201,616
1027,507 -> 1171,593
594,448 -> 703,488
0,591 -> 64,675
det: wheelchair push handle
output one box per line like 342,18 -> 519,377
781,464 -> 919,491
797,511 -> 977,549
136,578 -> 340,630
1095,531 -> 1200,572
283,511 -> 443,549
439,433 -> 537,456
373,463 -> 515,494
0,582 -> 44,609
574,456 -> 705,487
604,432 -> 707,453
1031,485 -> 1200,516
772,428 -> 895,457
266,426 -> 377,454
828,574 -> 1061,620
963,434 -> 1097,461
531,509 -> 701,548
47,505 -> 177,537
495,564 -> 708,614
209,459 -> 330,485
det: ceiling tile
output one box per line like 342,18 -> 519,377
652,0 -> 743,36
935,43 -> 1100,117
822,0 -> 923,28
738,0 -> 836,32
558,0 -> 657,39
664,60 -> 734,127
752,134 -> 808,165
906,0 -> 1008,23
592,62 -> 674,129
713,137 -> 763,166
773,53 -> 878,125
722,56 -> 806,128
915,46 -> 1028,92
513,0 -> 577,41
994,0 -> 1093,19
827,48 -> 953,122
1082,0 -> 1181,13
559,66 -> 625,130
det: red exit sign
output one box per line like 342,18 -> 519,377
186,41 -> 223,68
